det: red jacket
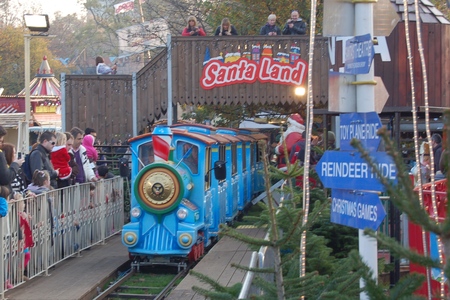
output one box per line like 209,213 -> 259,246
275,132 -> 304,168
182,26 -> 206,36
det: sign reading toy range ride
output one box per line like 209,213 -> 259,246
340,111 -> 382,152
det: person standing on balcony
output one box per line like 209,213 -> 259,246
282,10 -> 307,35
260,14 -> 281,36
95,56 -> 117,75
182,16 -> 206,36
214,18 -> 238,36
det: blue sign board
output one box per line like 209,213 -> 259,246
331,189 -> 386,231
344,34 -> 375,75
340,112 -> 382,152
316,151 -> 396,191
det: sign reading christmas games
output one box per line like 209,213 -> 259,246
200,44 -> 308,90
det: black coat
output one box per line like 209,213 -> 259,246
214,25 -> 238,36
0,150 -> 19,193
282,19 -> 307,35
259,23 -> 281,36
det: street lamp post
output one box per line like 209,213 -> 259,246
23,14 -> 50,153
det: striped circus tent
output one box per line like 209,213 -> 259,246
18,56 -> 61,98
14,55 -> 62,127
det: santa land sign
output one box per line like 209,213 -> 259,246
200,56 -> 308,90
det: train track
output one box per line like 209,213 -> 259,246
93,263 -> 193,300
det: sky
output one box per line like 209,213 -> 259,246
21,0 -> 87,21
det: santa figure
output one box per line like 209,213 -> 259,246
275,113 -> 305,167
51,146 -> 72,180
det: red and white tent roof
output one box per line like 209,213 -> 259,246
18,56 -> 61,98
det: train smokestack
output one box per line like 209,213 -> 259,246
152,126 -> 173,161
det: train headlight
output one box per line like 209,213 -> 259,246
179,233 -> 193,247
123,232 -> 138,246
177,208 -> 188,220
131,207 -> 142,218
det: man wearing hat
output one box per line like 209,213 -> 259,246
274,113 -> 305,167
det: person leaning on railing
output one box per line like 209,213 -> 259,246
95,56 -> 117,75
214,18 -> 238,36
282,9 -> 307,35
182,16 -> 206,36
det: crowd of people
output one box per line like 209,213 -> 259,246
0,125 -> 119,289
182,10 -> 307,37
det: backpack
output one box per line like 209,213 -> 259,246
21,149 -> 42,184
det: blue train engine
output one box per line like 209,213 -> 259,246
122,126 -> 227,269
122,124 -> 268,270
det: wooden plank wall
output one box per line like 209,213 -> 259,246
63,23 -> 450,140
333,23 -> 450,110
64,75 -> 133,143
136,49 -> 168,134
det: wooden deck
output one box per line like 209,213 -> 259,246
166,226 -> 266,300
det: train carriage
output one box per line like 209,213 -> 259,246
249,133 -> 269,195
122,124 -> 267,269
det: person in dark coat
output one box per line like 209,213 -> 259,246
0,125 -> 23,192
282,10 -> 306,35
260,14 -> 281,36
29,131 -> 59,189
214,18 -> 238,36
432,133 -> 443,173
1,143 -> 27,194
97,165 -> 116,179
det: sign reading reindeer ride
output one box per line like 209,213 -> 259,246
200,44 -> 308,90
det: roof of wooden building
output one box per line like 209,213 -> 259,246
392,0 -> 450,24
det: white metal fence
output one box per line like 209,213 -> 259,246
0,177 -> 125,298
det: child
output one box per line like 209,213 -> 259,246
50,132 -> 72,181
97,165 -> 115,179
0,186 -> 12,289
27,170 -> 52,194
411,142 -> 431,186
16,192 -> 33,281
26,170 -> 54,247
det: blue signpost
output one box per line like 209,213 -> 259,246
316,151 -> 397,191
344,33 -> 375,75
340,112 -> 382,152
331,189 -> 386,231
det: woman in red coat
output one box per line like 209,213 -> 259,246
182,16 -> 206,36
